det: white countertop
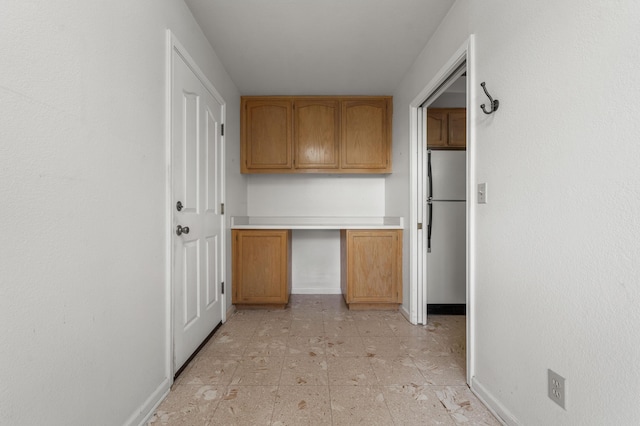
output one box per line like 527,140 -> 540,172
231,216 -> 404,230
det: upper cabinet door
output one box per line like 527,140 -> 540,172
294,99 -> 339,170
242,99 -> 292,172
426,110 -> 448,148
341,99 -> 391,172
447,110 -> 466,148
427,108 -> 466,150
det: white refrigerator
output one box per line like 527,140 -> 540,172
427,150 -> 466,304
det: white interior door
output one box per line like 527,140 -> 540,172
171,47 -> 224,372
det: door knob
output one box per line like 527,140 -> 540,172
176,201 -> 183,211
176,225 -> 190,236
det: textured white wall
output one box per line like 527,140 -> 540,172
0,1 -> 241,425
393,0 -> 640,424
248,175 -> 385,293
469,1 -> 640,424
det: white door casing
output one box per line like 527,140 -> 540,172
170,40 -> 225,372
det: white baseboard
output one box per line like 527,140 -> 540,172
125,377 -> 170,426
399,305 -> 411,323
471,377 -> 520,426
291,287 -> 342,295
225,303 -> 236,321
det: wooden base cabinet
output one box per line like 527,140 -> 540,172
340,230 -> 402,310
232,229 -> 292,308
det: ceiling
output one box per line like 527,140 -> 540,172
184,0 -> 456,96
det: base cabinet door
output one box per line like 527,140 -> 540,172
232,229 -> 292,306
340,230 -> 402,309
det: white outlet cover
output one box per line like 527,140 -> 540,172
548,369 -> 566,409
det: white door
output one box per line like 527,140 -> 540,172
171,47 -> 224,371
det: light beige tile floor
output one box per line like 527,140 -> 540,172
149,295 -> 500,426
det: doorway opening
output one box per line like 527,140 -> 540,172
421,69 -> 467,316
409,37 -> 474,384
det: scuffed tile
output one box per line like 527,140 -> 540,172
272,386 -> 332,425
280,356 -> 329,386
330,386 -> 394,426
210,385 -> 277,426
355,320 -> 394,337
199,334 -> 250,358
286,336 -> 326,357
148,384 -> 223,425
434,386 -> 501,425
289,320 -> 325,337
244,336 -> 288,357
362,336 -> 407,358
229,356 -> 284,386
326,336 -> 367,357
382,384 -> 454,425
327,357 -> 377,386
174,357 -> 239,386
369,356 -> 427,386
413,356 -> 467,386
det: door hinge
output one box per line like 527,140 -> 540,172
221,203 -> 225,215
221,282 -> 225,294
221,124 -> 224,136
417,223 -> 423,230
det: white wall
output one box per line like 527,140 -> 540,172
0,1 -> 242,425
393,0 -> 640,424
248,175 -> 385,293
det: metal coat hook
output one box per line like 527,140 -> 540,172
480,82 -> 499,114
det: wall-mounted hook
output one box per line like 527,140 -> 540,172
480,82 -> 499,114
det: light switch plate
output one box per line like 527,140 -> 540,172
477,183 -> 487,204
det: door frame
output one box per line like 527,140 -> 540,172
165,30 -> 227,380
408,36 -> 475,384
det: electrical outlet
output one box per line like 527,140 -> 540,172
548,369 -> 566,409
477,183 -> 487,204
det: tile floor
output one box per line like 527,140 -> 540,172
149,295 -> 500,425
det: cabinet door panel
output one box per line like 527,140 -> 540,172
341,100 -> 390,171
233,230 -> 290,304
294,100 -> 339,169
345,230 -> 401,304
447,110 -> 466,148
426,110 -> 447,148
243,100 -> 292,171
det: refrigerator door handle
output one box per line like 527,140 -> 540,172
427,150 -> 433,200
427,200 -> 433,253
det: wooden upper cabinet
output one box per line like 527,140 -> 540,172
294,99 -> 339,170
341,99 -> 391,172
426,110 -> 448,148
426,108 -> 466,150
241,98 -> 292,172
448,110 -> 466,148
241,96 -> 392,174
